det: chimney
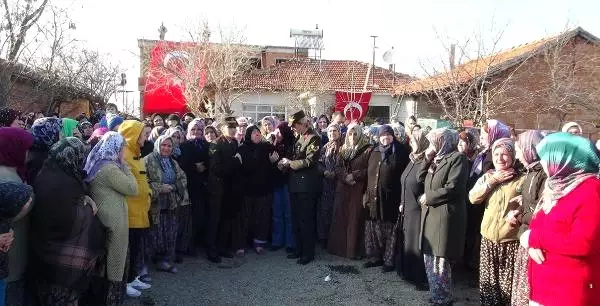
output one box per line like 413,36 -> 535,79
449,44 -> 456,69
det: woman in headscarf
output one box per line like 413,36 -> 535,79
316,123 -> 342,249
84,132 -> 140,304
60,118 -> 81,139
144,135 -> 189,274
30,137 -> 105,305
561,121 -> 583,135
79,121 -> 94,142
236,125 -> 278,256
417,128 -> 469,306
176,119 -> 209,258
164,127 -> 184,159
315,114 -> 330,146
0,108 -> 22,128
520,133 -> 600,305
204,126 -> 218,143
398,129 -> 429,290
0,127 -> 34,305
469,138 -> 525,305
105,113 -> 124,132
363,125 -> 410,270
508,130 -> 546,306
149,126 -> 166,143
0,182 -> 33,305
328,123 -> 372,259
88,127 -> 109,149
151,114 -> 164,127
458,130 -> 478,161
270,122 -> 297,253
260,116 -> 277,138
25,118 -> 62,185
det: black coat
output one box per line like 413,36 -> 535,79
364,141 -> 411,222
25,148 -> 48,185
417,151 -> 469,259
517,162 -> 546,235
399,159 -> 427,284
179,139 -> 210,190
288,128 -> 322,194
209,136 -> 242,218
238,141 -> 275,196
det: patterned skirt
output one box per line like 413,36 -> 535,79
150,210 -> 179,262
479,237 -> 519,306
176,205 -> 194,254
423,254 -> 453,305
364,220 -> 396,266
510,245 -> 530,306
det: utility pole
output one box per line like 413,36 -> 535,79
370,35 -> 378,88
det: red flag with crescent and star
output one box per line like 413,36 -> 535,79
334,91 -> 372,122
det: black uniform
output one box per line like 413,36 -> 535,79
287,127 -> 322,263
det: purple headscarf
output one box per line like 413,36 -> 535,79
516,130 -> 544,167
186,118 -> 205,140
483,119 -> 511,150
83,131 -> 126,183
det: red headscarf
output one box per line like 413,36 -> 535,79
0,127 -> 35,181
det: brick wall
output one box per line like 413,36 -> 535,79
7,80 -> 94,118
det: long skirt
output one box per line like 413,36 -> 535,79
176,205 -> 194,254
317,178 -> 336,242
151,210 -> 179,263
479,237 -> 519,306
364,220 -> 396,267
35,282 -> 79,306
423,254 -> 453,305
510,246 -> 530,306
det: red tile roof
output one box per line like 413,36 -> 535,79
234,59 -> 413,93
394,27 -> 599,95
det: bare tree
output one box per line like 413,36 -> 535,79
144,21 -> 259,118
0,0 -> 50,107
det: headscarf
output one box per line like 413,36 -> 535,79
535,132 -> 600,213
165,127 -> 184,157
0,181 -> 32,221
261,116 -> 277,134
391,123 -> 407,144
0,127 -> 34,180
47,137 -> 87,182
60,118 -> 79,138
204,126 -> 218,142
409,129 -> 430,162
106,113 -> 124,131
243,125 -> 261,145
0,108 -> 21,127
30,117 -> 62,151
458,130 -> 478,158
490,138 -> 516,169
366,124 -> 381,146
483,119 -> 511,150
561,122 -> 583,134
153,134 -> 174,156
341,123 -> 370,161
516,130 -> 544,168
83,132 -> 126,183
149,126 -> 166,143
426,128 -> 458,170
186,118 -> 205,140
79,121 -> 93,133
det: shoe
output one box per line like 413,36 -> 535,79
415,283 -> 429,291
381,265 -> 394,273
126,284 -> 141,298
254,246 -> 265,255
269,245 -> 283,252
296,257 -> 313,265
207,253 -> 222,263
139,274 -> 152,283
174,255 -> 183,264
287,253 -> 301,259
130,277 -> 152,290
285,247 -> 296,254
363,260 -> 383,268
236,249 -> 245,257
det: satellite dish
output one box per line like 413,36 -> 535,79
383,47 -> 395,64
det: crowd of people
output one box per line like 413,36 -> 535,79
0,103 -> 599,306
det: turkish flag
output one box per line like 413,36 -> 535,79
334,91 -> 372,122
142,41 -> 207,115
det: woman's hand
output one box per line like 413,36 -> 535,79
195,162 -> 206,173
418,194 -> 427,207
345,174 -> 354,184
0,230 -> 15,252
528,248 -> 545,264
488,169 -> 515,186
425,147 -> 436,161
160,184 -> 173,194
269,152 -> 279,163
505,210 -> 521,227
83,195 -> 98,215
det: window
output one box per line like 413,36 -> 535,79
242,104 -> 287,122
275,58 -> 289,65
249,58 -> 262,69
364,106 -> 390,125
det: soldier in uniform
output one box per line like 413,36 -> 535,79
278,110 -> 322,265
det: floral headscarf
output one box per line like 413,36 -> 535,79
261,116 -> 277,134
60,118 -> 79,138
516,130 -> 544,167
483,119 -> 511,150
536,132 -> 600,213
409,129 -> 429,162
186,118 -> 205,140
30,117 -> 62,151
0,108 -> 21,127
48,137 -> 87,182
83,132 -> 126,183
490,138 -> 516,169
0,181 -> 32,221
0,127 -> 34,180
149,126 -> 166,143
153,135 -> 174,156
426,128 -> 458,171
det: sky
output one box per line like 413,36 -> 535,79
52,0 -> 600,108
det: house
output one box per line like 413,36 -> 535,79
394,27 -> 600,135
1,59 -> 105,117
231,58 -> 413,122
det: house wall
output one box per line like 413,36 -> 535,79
8,80 -> 95,117
394,95 -> 444,123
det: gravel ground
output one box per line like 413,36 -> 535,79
124,248 -> 479,306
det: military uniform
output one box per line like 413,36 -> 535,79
286,111 -> 322,264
